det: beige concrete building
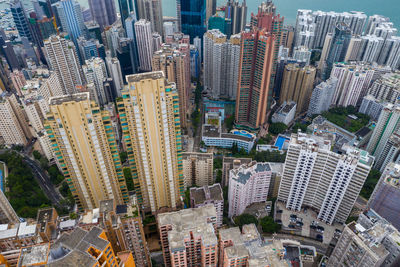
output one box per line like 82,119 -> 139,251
117,72 -> 184,213
0,93 -> 31,146
152,45 -> 189,128
182,152 -> 213,188
45,92 -> 129,211
157,205 -> 218,267
44,35 -> 85,94
279,64 -> 316,115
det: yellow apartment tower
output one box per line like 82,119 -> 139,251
45,92 -> 129,211
117,71 -> 184,213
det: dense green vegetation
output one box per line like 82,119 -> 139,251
0,151 -> 50,218
259,216 -> 281,233
322,106 -> 370,133
191,109 -> 201,133
123,167 -> 135,191
119,151 -> 128,163
33,150 -> 64,185
213,157 -> 222,169
252,151 -> 286,163
346,215 -> 359,224
233,214 -> 258,228
360,169 -> 381,199
269,122 -> 287,135
257,134 -> 272,145
225,115 -> 235,131
292,122 -> 309,133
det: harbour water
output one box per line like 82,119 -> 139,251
0,0 -> 399,29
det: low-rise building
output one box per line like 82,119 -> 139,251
271,101 -> 296,125
202,124 -> 256,153
190,184 -> 224,227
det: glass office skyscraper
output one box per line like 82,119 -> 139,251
178,0 -> 206,41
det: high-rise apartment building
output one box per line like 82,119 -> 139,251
83,57 -> 109,106
0,93 -> 31,146
294,10 -> 366,49
77,37 -> 106,62
44,35 -> 85,94
278,132 -> 373,224
367,72 -> 400,104
373,132 -> 400,172
329,210 -> 400,267
228,161 -> 282,218
357,35 -> 384,63
250,1 -> 284,91
88,0 -> 117,30
235,29 -> 275,129
324,22 -> 352,79
10,70 -> 26,96
136,0 -> 163,36
45,93 -> 129,211
367,104 -> 400,160
190,184 -> 223,227
10,0 -> 32,41
53,0 -> 86,43
279,64 -> 316,114
203,30 -> 241,100
105,56 -> 124,94
116,72 -> 184,213
330,63 -> 375,107
134,19 -> 153,72
222,157 -> 252,187
225,0 -> 247,35
152,45 -> 189,128
157,205 -> 218,267
178,0 -> 206,41
307,77 -> 337,117
368,163 -> 400,230
359,94 -> 385,121
117,0 -> 135,29
182,152 -> 213,188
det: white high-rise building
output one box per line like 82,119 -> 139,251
163,21 -> 176,40
136,0 -> 163,36
44,35 -> 85,94
203,29 -> 240,100
330,63 -> 375,106
344,36 -> 363,62
366,15 -> 390,35
367,104 -> 400,159
294,10 -> 367,49
374,132 -> 400,172
228,161 -> 282,218
307,77 -> 337,116
105,55 -> 124,95
293,46 -> 312,65
357,35 -> 385,63
134,19 -> 153,72
37,71 -> 64,103
83,57 -> 109,106
278,132 -> 373,225
359,94 -> 385,121
367,72 -> 400,104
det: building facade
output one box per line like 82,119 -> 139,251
190,184 -> 223,227
182,152 -> 213,188
116,72 -> 184,213
278,132 -> 373,224
45,93 -> 129,211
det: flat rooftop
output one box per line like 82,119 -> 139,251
49,92 -> 89,106
17,243 -> 50,267
126,71 -> 165,83
190,184 -> 223,205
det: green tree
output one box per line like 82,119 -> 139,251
259,216 -> 281,233
234,214 -> 258,228
269,122 -> 287,135
123,168 -> 135,191
257,134 -> 272,145
32,150 -> 41,160
360,169 -> 381,199
213,158 -> 223,169
215,169 -> 222,183
225,115 -> 235,131
292,122 -> 309,133
120,151 -> 128,163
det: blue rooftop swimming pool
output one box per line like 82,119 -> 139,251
274,135 -> 290,150
231,129 -> 255,139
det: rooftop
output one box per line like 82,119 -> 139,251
49,92 -> 89,106
230,161 -> 274,185
158,206 -> 218,250
17,243 -> 50,267
126,71 -> 165,83
190,184 -> 223,205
